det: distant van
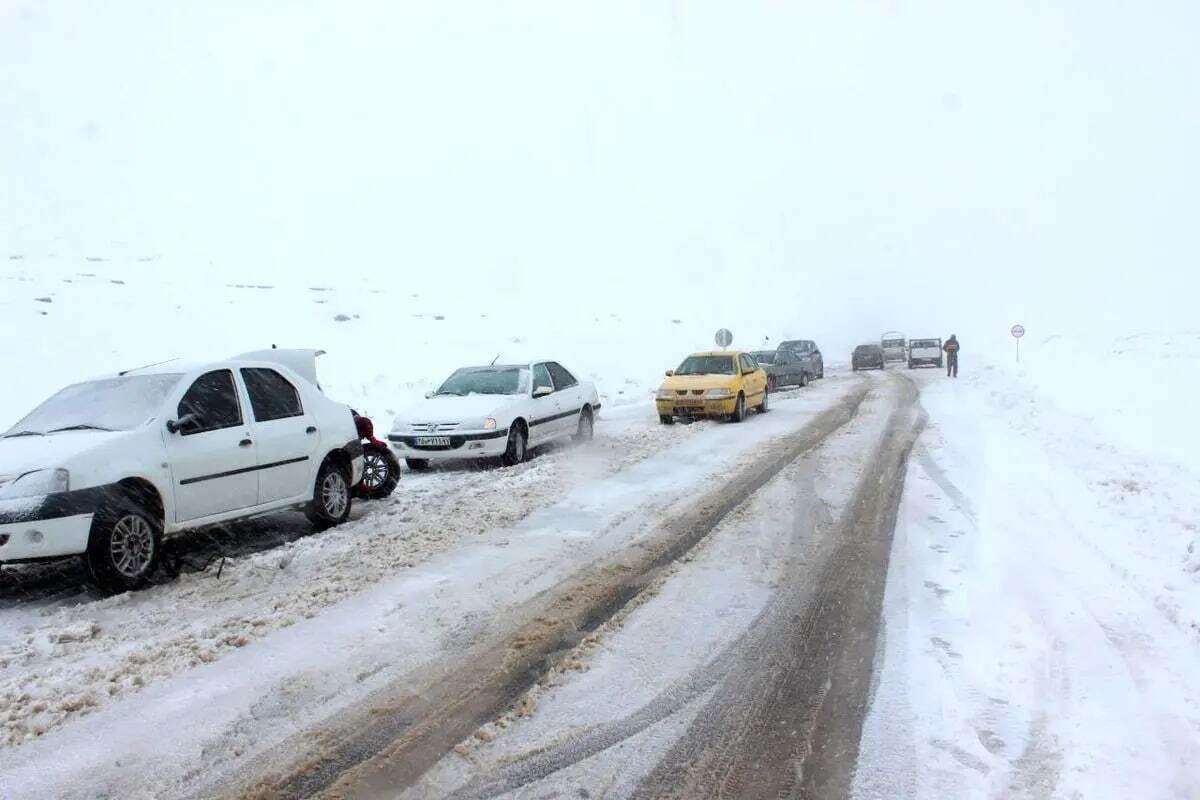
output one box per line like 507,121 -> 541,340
908,338 -> 944,369
880,331 -> 907,363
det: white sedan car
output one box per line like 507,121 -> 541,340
0,349 -> 363,593
388,361 -> 600,469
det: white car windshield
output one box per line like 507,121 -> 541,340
435,366 -> 531,396
4,374 -> 184,437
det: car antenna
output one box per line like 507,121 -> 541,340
490,354 -> 501,365
119,357 -> 179,376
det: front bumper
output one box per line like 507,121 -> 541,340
0,512 -> 93,562
656,397 -> 737,418
909,357 -> 943,367
388,429 -> 509,461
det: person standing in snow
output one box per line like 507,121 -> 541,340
943,334 -> 960,378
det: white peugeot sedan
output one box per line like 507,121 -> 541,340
388,361 -> 601,469
0,349 -> 363,593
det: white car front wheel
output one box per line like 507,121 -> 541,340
85,498 -> 162,594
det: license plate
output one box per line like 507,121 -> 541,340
415,436 -> 451,447
678,399 -> 703,407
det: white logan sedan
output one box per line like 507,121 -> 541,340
0,349 -> 363,593
388,361 -> 601,468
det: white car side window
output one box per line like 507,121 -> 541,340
532,363 -> 553,393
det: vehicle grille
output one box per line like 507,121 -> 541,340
674,390 -> 705,396
409,422 -> 462,433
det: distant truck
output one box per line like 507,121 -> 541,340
880,331 -> 907,364
908,337 -> 944,369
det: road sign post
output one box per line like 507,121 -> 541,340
1011,323 -> 1025,362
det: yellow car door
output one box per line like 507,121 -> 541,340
740,353 -> 767,401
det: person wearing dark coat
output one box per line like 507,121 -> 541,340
943,334 -> 960,377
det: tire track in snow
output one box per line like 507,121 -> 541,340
229,383 -> 874,800
416,375 -> 922,800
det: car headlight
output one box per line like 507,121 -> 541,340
483,417 -> 497,430
390,417 -> 412,434
705,388 -> 732,399
0,468 -> 70,500
655,388 -> 674,400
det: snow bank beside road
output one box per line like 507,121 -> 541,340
855,356 -> 1200,800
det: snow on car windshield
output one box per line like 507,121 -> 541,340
675,356 -> 736,376
5,374 -> 183,436
436,366 -> 530,396
749,351 -> 776,364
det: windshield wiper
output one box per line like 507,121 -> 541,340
46,424 -> 115,433
2,430 -> 44,438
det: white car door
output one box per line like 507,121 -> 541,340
529,363 -> 564,445
546,362 -> 585,437
164,369 -> 259,522
239,367 -> 320,504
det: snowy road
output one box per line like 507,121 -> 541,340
4,364 -> 1198,800
0,375 -> 869,799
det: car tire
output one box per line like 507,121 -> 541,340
757,386 -> 769,414
501,423 -> 528,466
799,372 -> 809,388
767,376 -> 778,393
306,457 -> 353,530
84,496 -> 163,594
574,407 -> 595,443
729,393 -> 746,423
405,458 -> 431,471
659,415 -> 674,425
356,444 -> 400,500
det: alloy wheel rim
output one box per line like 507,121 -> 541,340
363,452 -> 387,489
110,514 -> 154,578
322,471 -> 348,517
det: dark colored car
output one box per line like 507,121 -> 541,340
776,339 -> 824,381
749,350 -> 812,391
852,344 -> 886,371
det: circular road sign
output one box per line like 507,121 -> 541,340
1011,324 -> 1026,339
714,328 -> 733,348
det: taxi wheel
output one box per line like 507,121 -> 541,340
757,386 -> 769,414
729,393 -> 746,423
659,415 -> 674,425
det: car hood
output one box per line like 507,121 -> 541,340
396,394 -> 518,423
0,430 -> 131,480
661,374 -> 739,392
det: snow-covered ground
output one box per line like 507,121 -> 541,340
0,376 -> 860,800
854,350 -> 1200,799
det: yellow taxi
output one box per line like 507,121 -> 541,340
655,351 -> 770,424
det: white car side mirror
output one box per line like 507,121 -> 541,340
424,391 -> 434,399
533,386 -> 553,398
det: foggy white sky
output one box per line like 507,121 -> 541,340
3,1 -> 1199,354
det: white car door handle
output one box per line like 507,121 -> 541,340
239,438 -> 253,448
